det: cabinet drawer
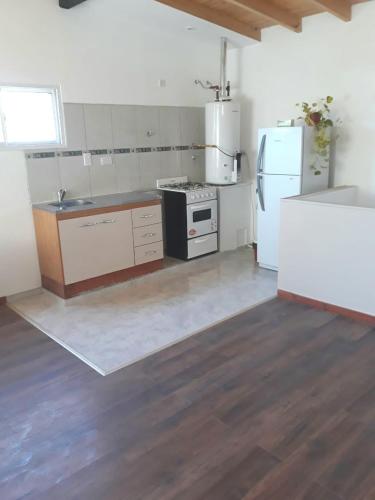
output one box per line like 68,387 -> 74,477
59,210 -> 134,284
132,204 -> 162,228
133,223 -> 162,247
135,241 -> 163,266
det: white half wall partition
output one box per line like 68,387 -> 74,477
278,186 -> 375,318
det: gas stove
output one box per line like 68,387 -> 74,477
157,176 -> 216,204
156,176 -> 218,260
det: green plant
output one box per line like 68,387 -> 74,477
296,96 -> 338,175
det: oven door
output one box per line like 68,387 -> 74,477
186,199 -> 217,238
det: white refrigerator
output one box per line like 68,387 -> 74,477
256,126 -> 329,271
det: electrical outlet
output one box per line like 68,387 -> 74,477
100,155 -> 113,166
83,152 -> 92,166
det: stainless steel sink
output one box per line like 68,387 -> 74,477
49,199 -> 95,209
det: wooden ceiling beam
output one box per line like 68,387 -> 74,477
155,0 -> 261,41
225,0 -> 302,32
59,0 -> 87,8
309,0 -> 352,21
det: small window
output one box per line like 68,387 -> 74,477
0,85 -> 65,148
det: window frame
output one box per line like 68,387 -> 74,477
0,83 -> 66,150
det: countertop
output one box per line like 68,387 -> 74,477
33,190 -> 162,214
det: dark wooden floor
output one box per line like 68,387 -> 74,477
1,299 -> 375,500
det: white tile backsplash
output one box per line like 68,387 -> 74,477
159,107 -> 181,146
180,107 -> 205,147
139,152 -> 162,190
84,104 -> 113,150
111,105 -> 137,149
136,106 -> 160,148
26,104 -> 205,203
89,155 -> 117,196
63,104 -> 87,151
58,156 -> 91,199
115,153 -> 141,192
181,149 -> 205,182
160,150 -> 182,179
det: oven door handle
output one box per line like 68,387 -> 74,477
190,204 -> 210,210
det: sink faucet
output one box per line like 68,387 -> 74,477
57,188 -> 67,204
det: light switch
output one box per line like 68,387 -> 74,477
83,152 -> 92,166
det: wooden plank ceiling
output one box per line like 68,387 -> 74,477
155,0 -> 368,41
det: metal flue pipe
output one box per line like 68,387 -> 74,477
219,37 -> 228,100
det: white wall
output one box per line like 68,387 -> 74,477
0,0 -> 221,296
278,186 -> 375,316
0,0 -> 219,106
237,1 -> 375,207
0,152 -> 41,296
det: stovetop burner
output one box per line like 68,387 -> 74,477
160,182 -> 210,192
157,176 -> 217,204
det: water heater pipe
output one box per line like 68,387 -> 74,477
192,143 -> 235,158
219,37 -> 227,100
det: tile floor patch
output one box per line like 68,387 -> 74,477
8,249 -> 277,375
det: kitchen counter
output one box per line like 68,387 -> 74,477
32,190 -> 164,298
33,190 -> 162,214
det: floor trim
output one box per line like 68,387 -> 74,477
278,289 -> 375,326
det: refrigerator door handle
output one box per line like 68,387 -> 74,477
256,134 -> 266,211
256,134 -> 266,175
257,173 -> 265,212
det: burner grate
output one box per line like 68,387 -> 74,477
160,182 -> 210,191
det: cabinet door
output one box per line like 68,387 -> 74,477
59,210 -> 134,284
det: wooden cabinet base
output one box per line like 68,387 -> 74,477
42,260 -> 163,299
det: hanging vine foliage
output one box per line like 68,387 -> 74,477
296,96 -> 340,175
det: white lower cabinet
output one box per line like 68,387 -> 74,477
131,207 -> 164,266
59,210 -> 135,284
132,204 -> 162,228
134,241 -> 164,265
133,223 -> 163,247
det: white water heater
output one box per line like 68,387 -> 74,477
205,101 -> 240,185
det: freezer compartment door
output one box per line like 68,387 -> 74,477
258,127 -> 303,176
257,174 -> 301,270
